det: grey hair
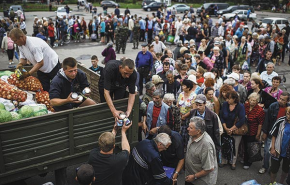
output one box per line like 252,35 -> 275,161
187,69 -> 196,76
165,70 -> 173,77
204,72 -> 215,79
266,62 -> 275,68
190,117 -> 206,133
154,133 -> 172,146
153,89 -> 164,98
224,78 -> 236,87
163,93 -> 175,102
248,92 -> 260,102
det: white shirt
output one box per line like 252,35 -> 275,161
218,25 -> 224,36
20,21 -> 26,29
128,18 -> 134,30
19,36 -> 58,73
151,41 -> 166,53
260,71 -> 278,86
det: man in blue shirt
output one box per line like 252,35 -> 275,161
235,25 -> 244,39
139,17 -> 146,41
135,43 -> 153,95
147,17 -> 153,44
247,8 -> 251,21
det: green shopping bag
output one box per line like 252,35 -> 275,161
167,35 -> 174,43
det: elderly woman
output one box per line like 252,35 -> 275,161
220,91 -> 246,170
264,76 -> 283,100
269,107 -> 290,184
242,92 -> 265,169
210,46 -> 225,72
236,36 -> 248,66
101,42 -> 116,65
163,93 -> 181,132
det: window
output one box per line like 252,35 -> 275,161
282,20 -> 288,24
276,20 -> 281,24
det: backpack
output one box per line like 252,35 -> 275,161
7,37 -> 14,50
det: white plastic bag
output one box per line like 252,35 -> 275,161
242,61 -> 249,70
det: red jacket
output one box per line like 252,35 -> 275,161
48,25 -> 54,37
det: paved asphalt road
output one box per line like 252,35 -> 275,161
1,4 -> 290,185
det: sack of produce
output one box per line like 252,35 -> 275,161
36,90 -> 54,112
30,104 -> 48,117
19,105 -> 34,118
0,109 -> 12,123
0,79 -> 27,102
8,74 -> 43,92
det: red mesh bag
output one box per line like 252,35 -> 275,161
0,79 -> 27,102
8,74 -> 43,92
36,90 -> 54,112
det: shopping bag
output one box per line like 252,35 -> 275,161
167,35 -> 174,43
247,142 -> 263,163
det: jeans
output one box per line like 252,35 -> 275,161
263,137 -> 272,170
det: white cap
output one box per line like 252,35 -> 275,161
227,72 -> 239,81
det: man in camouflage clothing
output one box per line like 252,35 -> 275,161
132,19 -> 140,49
119,24 -> 129,54
114,21 -> 121,54
142,82 -> 156,105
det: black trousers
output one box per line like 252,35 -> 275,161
138,66 -> 150,95
7,49 -> 14,60
148,29 -> 153,44
243,135 -> 256,166
106,33 -> 114,43
37,61 -> 61,92
49,36 -> 55,47
140,29 -> 145,41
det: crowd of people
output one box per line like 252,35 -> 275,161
1,4 -> 290,185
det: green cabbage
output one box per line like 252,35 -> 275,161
10,112 -> 22,121
0,109 -> 12,123
0,71 -> 13,77
0,103 -> 5,110
19,105 -> 34,118
30,105 -> 48,117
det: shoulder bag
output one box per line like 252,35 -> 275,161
232,105 -> 248,135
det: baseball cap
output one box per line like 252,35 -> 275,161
227,72 -> 239,81
145,81 -> 155,90
195,94 -> 207,104
141,43 -> 148,47
184,40 -> 189,44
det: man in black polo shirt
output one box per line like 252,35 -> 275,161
158,125 -> 184,182
99,59 -> 137,119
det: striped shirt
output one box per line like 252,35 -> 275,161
245,102 -> 265,136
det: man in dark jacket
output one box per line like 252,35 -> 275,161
49,57 -> 96,112
122,133 -> 174,185
259,92 -> 290,174
184,94 -> 221,151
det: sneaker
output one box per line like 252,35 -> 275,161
259,167 -> 266,174
243,166 -> 250,170
11,61 -> 14,64
9,62 -> 12,65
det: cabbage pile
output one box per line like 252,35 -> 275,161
0,109 -> 12,123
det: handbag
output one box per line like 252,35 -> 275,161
232,106 -> 248,135
247,142 -> 263,163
